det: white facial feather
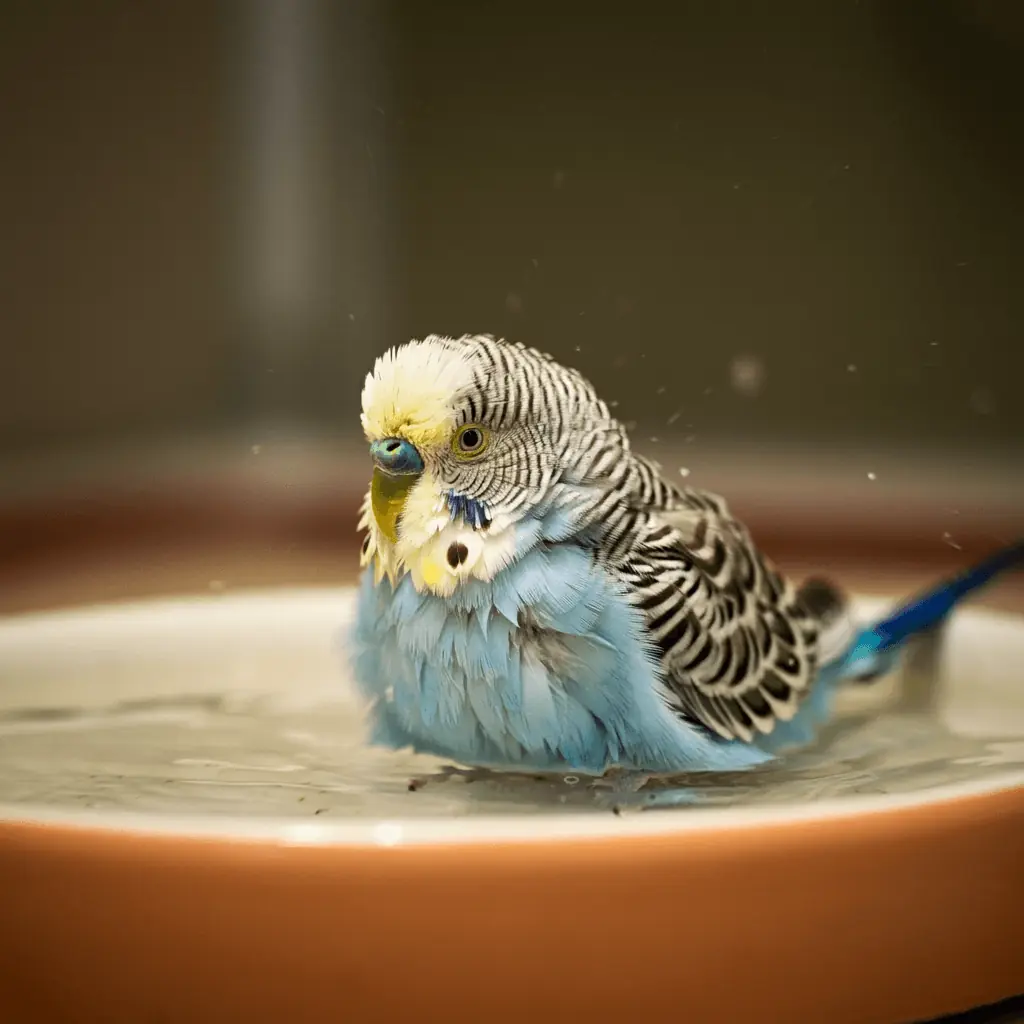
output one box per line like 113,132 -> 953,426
360,335 -> 476,448
358,334 -> 526,596
403,523 -> 518,598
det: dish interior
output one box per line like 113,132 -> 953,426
0,588 -> 1021,832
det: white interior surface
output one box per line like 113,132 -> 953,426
0,587 -> 1021,845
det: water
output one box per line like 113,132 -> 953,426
0,589 -> 1021,820
0,691 -> 1022,819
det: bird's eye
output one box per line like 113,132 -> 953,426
452,424 -> 489,458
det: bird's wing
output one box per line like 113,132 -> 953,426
610,459 -> 849,742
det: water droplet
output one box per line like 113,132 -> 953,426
649,437 -> 660,443
846,364 -> 857,373
666,411 -> 681,425
251,444 -> 262,455
730,355 -> 765,397
208,580 -> 227,592
679,466 -> 691,477
656,386 -> 666,394
866,472 -> 877,481
942,531 -> 963,551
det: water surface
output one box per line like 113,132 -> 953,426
0,590 -> 1021,819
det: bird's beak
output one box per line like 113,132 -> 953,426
369,437 -> 424,476
369,437 -> 424,543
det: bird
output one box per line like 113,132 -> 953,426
348,333 -> 1023,793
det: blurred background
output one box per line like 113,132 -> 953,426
1,0 -> 1022,613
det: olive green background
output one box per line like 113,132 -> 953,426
2,1 -> 1021,459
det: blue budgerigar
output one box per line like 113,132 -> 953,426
350,333 -> 1023,786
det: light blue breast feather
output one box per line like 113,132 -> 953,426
349,521 -> 1023,775
350,507 -> 770,774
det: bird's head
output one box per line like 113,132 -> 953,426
358,333 -> 616,594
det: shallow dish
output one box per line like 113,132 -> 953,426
0,588 -> 1021,1023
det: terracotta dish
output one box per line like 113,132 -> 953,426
0,586 -> 1021,1023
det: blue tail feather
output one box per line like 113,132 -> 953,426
757,540 -> 1024,756
837,539 -> 1024,679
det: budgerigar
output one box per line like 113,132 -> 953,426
350,333 -> 1023,790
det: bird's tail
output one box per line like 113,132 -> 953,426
760,539 -> 1024,753
834,539 -> 1024,680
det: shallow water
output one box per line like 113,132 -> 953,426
1,673 -> 1022,819
0,590 -> 1021,819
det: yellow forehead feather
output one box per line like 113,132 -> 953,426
360,337 -> 475,448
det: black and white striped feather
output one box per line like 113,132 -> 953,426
386,334 -> 855,743
609,487 -> 851,743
